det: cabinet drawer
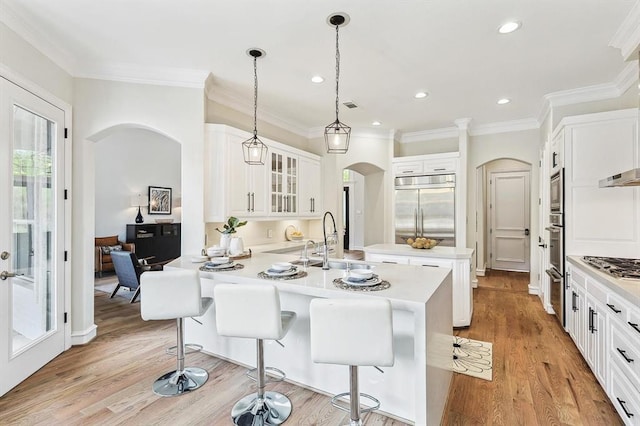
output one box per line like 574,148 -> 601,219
408,257 -> 454,269
423,158 -> 456,174
629,307 -> 640,337
365,253 -> 410,265
606,291 -> 630,323
611,322 -> 640,387
610,362 -> 640,426
586,278 -> 607,305
393,161 -> 424,176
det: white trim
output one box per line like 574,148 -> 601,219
76,62 -> 209,89
308,126 -> 395,140
528,284 -> 540,295
553,107 -> 638,131
0,2 -> 78,75
476,267 -> 486,277
469,118 -> 540,136
609,0 -> 640,61
71,324 -> 97,346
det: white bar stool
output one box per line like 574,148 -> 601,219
310,298 -> 394,426
140,270 -> 213,397
214,283 -> 296,425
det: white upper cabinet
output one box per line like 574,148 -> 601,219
298,156 -> 322,217
205,124 -> 322,221
392,152 -> 459,177
561,109 -> 639,257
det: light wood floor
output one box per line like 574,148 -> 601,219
0,270 -> 622,425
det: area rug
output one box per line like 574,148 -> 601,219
95,282 -> 135,299
452,336 -> 493,381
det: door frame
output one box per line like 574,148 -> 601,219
0,66 -> 73,351
488,169 -> 531,272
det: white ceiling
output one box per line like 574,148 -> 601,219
1,0 -> 638,137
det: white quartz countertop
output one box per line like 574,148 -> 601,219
168,252 -> 452,310
364,243 -> 474,259
567,256 -> 640,307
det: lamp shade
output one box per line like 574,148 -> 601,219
242,137 -> 269,165
130,194 -> 149,207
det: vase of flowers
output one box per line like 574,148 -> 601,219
216,216 -> 247,250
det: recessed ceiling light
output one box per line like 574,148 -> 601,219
498,21 -> 521,34
414,92 -> 428,99
497,98 -> 511,105
311,75 -> 324,83
372,121 -> 381,126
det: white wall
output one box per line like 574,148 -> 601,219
73,78 -> 204,341
395,137 -> 459,157
94,128 -> 182,241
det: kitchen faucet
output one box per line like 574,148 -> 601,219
300,239 -> 316,268
322,211 -> 338,270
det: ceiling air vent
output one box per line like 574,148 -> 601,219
343,101 -> 358,109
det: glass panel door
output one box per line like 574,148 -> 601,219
1,77 -> 66,396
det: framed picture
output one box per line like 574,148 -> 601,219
148,186 -> 172,215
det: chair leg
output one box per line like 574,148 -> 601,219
151,317 -> 208,397
129,287 -> 140,303
230,339 -> 293,425
349,365 -> 361,426
109,283 -> 121,298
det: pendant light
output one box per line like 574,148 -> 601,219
324,13 -> 351,154
242,48 -> 268,165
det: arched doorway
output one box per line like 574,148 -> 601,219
476,158 -> 532,274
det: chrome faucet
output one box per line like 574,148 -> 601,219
322,211 -> 338,270
300,240 -> 316,267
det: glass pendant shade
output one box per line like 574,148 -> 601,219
324,119 -> 351,153
242,137 -> 268,165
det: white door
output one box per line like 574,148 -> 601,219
0,77 -> 66,396
490,171 -> 530,272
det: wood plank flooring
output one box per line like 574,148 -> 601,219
0,270 -> 622,425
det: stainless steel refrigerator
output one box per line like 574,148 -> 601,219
394,174 -> 456,246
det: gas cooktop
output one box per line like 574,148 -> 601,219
582,256 -> 640,280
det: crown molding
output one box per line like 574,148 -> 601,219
206,82 -> 310,138
469,118 -> 539,136
609,0 -> 640,61
307,126 -> 395,140
454,117 -> 472,131
76,62 -> 209,89
0,1 -> 77,75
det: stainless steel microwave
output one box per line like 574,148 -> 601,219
550,170 -> 563,213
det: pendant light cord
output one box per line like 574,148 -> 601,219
335,24 -> 340,123
253,55 -> 258,139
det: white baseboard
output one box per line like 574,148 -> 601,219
472,278 -> 478,288
71,324 -> 97,345
528,284 -> 540,295
476,264 -> 486,276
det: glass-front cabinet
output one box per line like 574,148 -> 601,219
270,150 -> 297,215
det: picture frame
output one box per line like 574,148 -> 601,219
148,186 -> 172,215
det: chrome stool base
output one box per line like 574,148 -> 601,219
231,391 -> 292,425
152,367 -> 208,397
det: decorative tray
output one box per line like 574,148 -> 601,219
258,270 -> 308,280
333,277 -> 390,292
199,263 -> 244,272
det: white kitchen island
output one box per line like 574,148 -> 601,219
364,244 -> 474,327
167,253 -> 453,425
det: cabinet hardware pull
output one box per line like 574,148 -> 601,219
572,291 -> 577,311
433,168 -> 446,171
247,192 -> 251,212
607,303 -> 622,314
402,170 -> 414,174
588,307 -> 593,332
382,261 -> 397,264
421,264 -> 438,268
616,348 -> 634,363
616,398 -> 634,418
628,322 -> 640,334
251,193 -> 255,212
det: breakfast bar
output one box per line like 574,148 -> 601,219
167,253 -> 453,425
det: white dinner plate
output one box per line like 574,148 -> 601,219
265,267 -> 298,277
204,261 -> 235,269
341,276 -> 381,287
191,256 -> 209,263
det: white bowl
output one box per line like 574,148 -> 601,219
208,256 -> 230,265
349,270 -> 373,280
271,262 -> 293,271
207,247 -> 226,256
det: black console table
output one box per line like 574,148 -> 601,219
126,223 -> 181,264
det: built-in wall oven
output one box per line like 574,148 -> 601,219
546,169 -> 565,326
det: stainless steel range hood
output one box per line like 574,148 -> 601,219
599,169 -> 640,187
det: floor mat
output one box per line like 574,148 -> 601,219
452,336 -> 493,381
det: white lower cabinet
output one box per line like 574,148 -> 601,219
566,260 -> 640,426
365,252 -> 472,327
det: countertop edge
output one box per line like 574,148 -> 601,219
364,243 -> 474,259
566,256 -> 640,307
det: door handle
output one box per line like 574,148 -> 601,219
1,271 -> 22,280
538,243 -> 547,248
524,228 -> 530,236
251,192 -> 255,212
